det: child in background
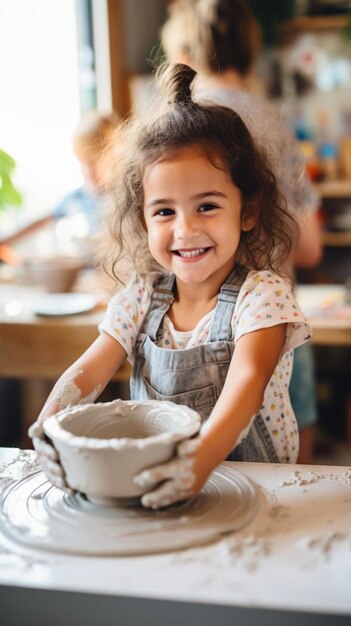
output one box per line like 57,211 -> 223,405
52,110 -> 118,235
0,111 -> 118,448
0,110 -> 118,250
29,64 -> 311,509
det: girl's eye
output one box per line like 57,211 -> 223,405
155,208 -> 174,217
199,203 -> 217,212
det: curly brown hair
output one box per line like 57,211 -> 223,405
100,63 -> 297,285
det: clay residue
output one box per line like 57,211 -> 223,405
297,531 -> 348,561
0,450 -> 39,492
279,468 -> 351,488
171,533 -> 271,572
338,468 -> 351,486
216,534 -> 271,571
0,544 -> 45,570
39,369 -> 102,417
138,456 -> 196,509
57,371 -> 102,410
268,503 -> 290,520
280,470 -> 324,487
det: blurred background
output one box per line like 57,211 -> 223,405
0,0 -> 351,462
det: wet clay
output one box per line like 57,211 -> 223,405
0,464 -> 258,556
43,399 -> 201,500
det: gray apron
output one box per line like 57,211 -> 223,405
130,267 -> 278,462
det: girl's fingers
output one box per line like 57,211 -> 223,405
135,457 -> 196,494
49,475 -> 73,494
177,437 -> 201,458
39,456 -> 65,478
134,459 -> 180,487
30,425 -> 72,493
28,421 -> 44,439
48,474 -> 66,490
41,459 -> 75,495
141,480 -> 191,509
33,437 -> 59,461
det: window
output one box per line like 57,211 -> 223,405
0,0 -> 83,229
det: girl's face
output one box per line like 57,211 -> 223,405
142,146 -> 255,292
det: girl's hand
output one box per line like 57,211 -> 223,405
28,334 -> 128,493
28,418 -> 72,493
133,436 -> 211,509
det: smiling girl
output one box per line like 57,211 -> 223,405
29,64 -> 311,509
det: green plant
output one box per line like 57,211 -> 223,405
0,148 -> 23,213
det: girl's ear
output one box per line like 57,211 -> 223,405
241,200 -> 258,232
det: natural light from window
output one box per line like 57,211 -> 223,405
0,0 -> 82,234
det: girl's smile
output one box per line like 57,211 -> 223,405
172,247 -> 210,260
143,146 -> 255,294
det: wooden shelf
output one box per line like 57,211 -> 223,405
279,14 -> 351,37
314,180 -> 351,198
322,231 -> 351,246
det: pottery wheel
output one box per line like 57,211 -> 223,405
0,462 -> 259,556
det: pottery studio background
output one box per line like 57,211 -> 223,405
0,0 -> 351,464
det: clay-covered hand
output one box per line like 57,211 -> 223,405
133,437 -> 210,509
28,418 -> 72,493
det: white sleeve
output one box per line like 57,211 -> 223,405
233,270 -> 312,354
98,274 -> 153,361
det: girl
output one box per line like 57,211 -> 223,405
29,63 -> 311,510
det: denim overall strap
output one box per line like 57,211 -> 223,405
140,273 -> 175,341
209,266 -> 245,342
130,267 -> 279,462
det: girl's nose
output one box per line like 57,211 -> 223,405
174,213 -> 199,239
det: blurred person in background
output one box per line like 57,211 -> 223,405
0,110 -> 118,259
52,110 -> 118,239
161,0 -> 323,463
0,111 -> 118,448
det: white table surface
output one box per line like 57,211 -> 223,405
0,448 -> 350,625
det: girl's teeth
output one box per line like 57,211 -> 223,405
178,248 -> 207,257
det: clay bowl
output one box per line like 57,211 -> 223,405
26,255 -> 85,293
43,399 -> 201,503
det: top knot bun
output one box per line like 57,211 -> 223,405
158,63 -> 197,105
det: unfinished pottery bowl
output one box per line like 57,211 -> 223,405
43,399 -> 201,502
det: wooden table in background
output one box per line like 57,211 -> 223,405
295,284 -> 351,347
1,285 -> 350,381
1,282 -> 350,443
0,282 -> 131,443
0,307 -> 131,381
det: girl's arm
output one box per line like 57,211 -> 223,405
199,323 -> 287,468
135,324 -> 287,509
28,333 -> 127,490
36,332 -> 127,422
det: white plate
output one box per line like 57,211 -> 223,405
33,293 -> 97,316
